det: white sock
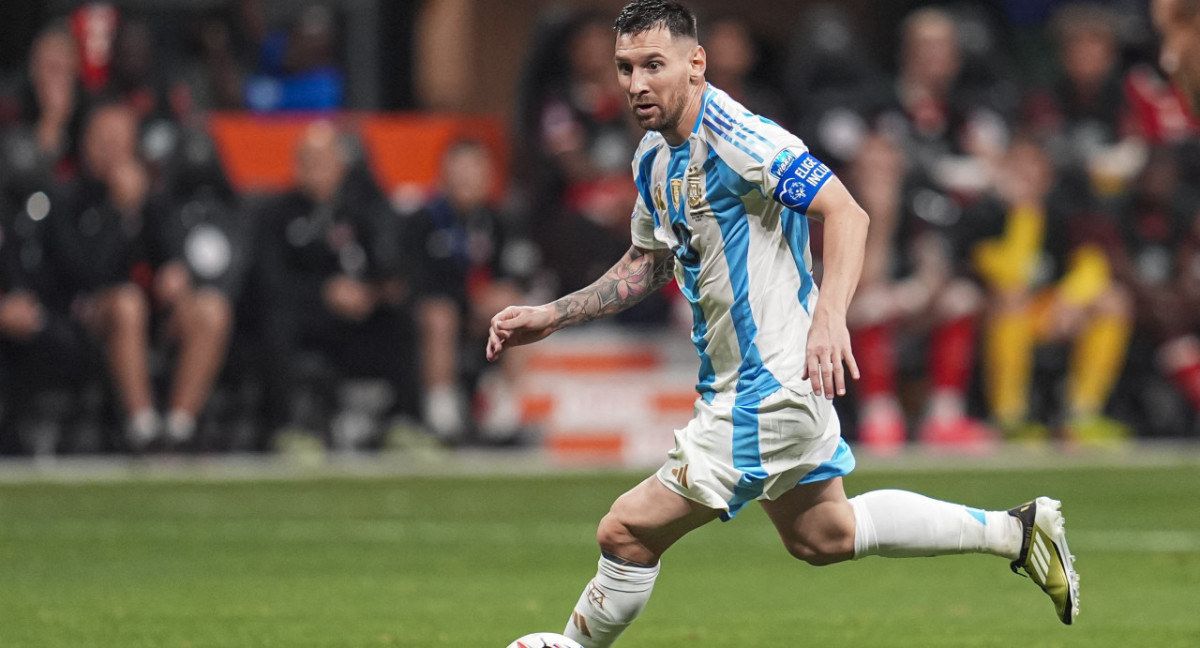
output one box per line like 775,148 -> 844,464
563,555 -> 659,648
126,409 -> 160,447
165,410 -> 196,443
849,489 -> 1023,560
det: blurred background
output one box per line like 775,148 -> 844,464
0,0 -> 1197,465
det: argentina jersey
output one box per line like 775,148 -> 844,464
629,84 -> 835,403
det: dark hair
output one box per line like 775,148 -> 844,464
613,1 -> 697,40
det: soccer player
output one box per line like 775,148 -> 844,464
486,3 -> 1079,644
1155,0 -> 1200,114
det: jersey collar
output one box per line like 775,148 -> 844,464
690,83 -> 715,135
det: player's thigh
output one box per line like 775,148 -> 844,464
758,476 -> 854,553
603,475 -> 721,553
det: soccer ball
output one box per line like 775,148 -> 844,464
505,632 -> 584,648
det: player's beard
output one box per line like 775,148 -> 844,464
634,87 -> 689,133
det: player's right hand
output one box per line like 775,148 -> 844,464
486,304 -> 557,362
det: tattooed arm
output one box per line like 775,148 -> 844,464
486,246 -> 674,361
553,245 -> 675,326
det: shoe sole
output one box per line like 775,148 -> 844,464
1033,496 -> 1080,624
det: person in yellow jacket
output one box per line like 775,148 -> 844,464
970,136 -> 1133,443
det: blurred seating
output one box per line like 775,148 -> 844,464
3,0 -> 1200,459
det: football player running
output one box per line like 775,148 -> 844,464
487,3 -> 1079,645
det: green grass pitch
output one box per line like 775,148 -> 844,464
2,461 -> 1199,647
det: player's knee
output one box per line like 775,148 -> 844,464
595,512 -> 635,556
783,524 -> 855,566
595,511 -> 661,565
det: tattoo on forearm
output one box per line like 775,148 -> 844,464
553,247 -> 675,326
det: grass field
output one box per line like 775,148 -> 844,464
2,453 -> 1200,647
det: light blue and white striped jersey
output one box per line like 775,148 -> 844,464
630,84 -> 836,403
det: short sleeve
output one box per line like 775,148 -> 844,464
630,139 -> 666,250
762,144 -> 835,214
630,190 -> 662,250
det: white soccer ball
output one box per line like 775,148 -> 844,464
505,632 -> 584,648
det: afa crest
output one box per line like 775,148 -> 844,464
687,176 -> 703,210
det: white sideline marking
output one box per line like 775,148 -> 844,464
3,521 -> 1199,553
1068,530 -> 1200,553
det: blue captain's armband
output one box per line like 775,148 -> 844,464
770,150 -> 832,212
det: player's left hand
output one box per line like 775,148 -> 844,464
803,307 -> 860,399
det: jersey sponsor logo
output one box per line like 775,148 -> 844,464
769,148 -> 798,177
653,183 -> 667,213
772,151 -> 832,211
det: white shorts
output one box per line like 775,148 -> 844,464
655,386 -> 855,520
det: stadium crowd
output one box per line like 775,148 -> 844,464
1,1 -> 1198,458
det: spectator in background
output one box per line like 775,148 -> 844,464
529,13 -> 646,297
1107,145 -> 1200,419
405,139 -> 535,443
144,129 -> 248,448
244,4 -> 345,112
2,22 -> 87,190
969,136 -> 1132,444
845,134 -> 991,453
886,8 -> 1009,200
43,102 -> 157,449
0,188 -> 103,456
0,24 -> 91,455
177,3 -> 262,112
69,3 -> 120,95
1154,0 -> 1200,115
43,102 -> 237,450
105,17 -> 194,174
107,18 -> 180,122
782,4 -> 883,166
174,0 -> 271,113
1025,4 -> 1144,201
701,15 -> 785,123
255,121 -> 416,451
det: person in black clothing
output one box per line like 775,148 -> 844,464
43,102 -> 158,449
1,22 -> 88,197
882,8 -> 1012,199
255,120 -> 417,451
0,186 -> 103,455
19,22 -> 86,174
44,102 -> 237,450
1024,4 -> 1141,198
405,139 -> 533,442
145,128 -> 249,447
1106,145 -> 1200,421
